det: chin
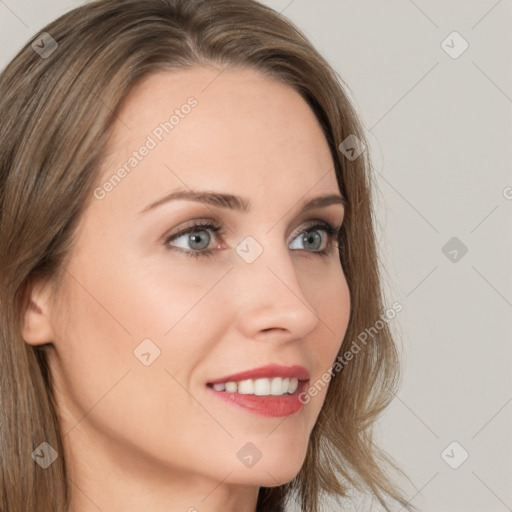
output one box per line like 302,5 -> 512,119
259,465 -> 302,487
227,453 -> 305,487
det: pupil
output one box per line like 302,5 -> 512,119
304,231 -> 321,250
190,230 -> 210,250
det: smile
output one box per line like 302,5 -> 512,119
207,377 -> 299,396
206,378 -> 309,417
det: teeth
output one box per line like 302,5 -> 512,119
254,378 -> 270,395
270,377 -> 283,395
225,381 -> 237,393
238,379 -> 254,394
210,377 -> 299,396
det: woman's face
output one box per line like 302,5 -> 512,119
41,67 -> 350,506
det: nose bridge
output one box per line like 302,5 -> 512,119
232,232 -> 319,340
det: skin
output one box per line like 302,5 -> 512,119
22,66 -> 351,512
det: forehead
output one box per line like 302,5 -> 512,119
96,66 -> 339,209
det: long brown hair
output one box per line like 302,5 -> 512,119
0,1 -> 415,510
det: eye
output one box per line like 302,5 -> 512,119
164,220 -> 222,258
163,219 -> 342,259
289,222 -> 341,256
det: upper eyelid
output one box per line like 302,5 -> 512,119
167,218 -> 339,239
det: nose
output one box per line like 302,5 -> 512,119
232,239 -> 320,343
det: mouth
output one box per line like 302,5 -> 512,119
205,364 -> 310,417
207,363 -> 310,388
206,376 -> 302,396
206,377 -> 309,417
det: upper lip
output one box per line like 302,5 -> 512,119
207,364 -> 310,385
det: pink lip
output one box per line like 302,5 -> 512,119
206,379 -> 309,417
207,364 -> 310,385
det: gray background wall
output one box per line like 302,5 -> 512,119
1,1 -> 511,511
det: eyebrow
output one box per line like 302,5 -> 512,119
139,189 -> 347,215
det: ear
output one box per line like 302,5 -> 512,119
21,279 -> 55,346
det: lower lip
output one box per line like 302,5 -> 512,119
206,380 -> 309,417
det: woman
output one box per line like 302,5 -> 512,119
0,1 -> 415,511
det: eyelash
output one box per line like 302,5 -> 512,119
164,219 -> 343,260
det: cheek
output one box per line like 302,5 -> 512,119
324,273 -> 350,356
306,260 -> 350,345
49,255 -> 231,464
48,266 -> 139,427
65,238 -> 225,338
301,265 -> 350,409
53,247 -> 231,395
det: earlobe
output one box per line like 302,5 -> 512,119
21,280 -> 55,346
